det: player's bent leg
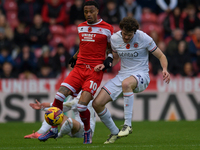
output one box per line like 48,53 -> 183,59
58,118 -> 73,138
92,89 -> 120,144
118,125 -> 133,137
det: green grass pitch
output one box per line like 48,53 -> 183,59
1,121 -> 200,150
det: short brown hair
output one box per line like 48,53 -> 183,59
119,17 -> 139,33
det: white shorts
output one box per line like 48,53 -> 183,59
103,72 -> 150,101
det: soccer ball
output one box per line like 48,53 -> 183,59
44,107 -> 64,126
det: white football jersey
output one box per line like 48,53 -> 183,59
111,30 -> 157,74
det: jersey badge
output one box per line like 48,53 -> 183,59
134,43 -> 138,48
126,44 -> 130,49
88,27 -> 92,33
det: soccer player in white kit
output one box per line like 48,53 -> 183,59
24,92 -> 96,139
93,17 -> 170,144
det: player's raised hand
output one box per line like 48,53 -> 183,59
29,100 -> 42,109
162,70 -> 170,84
30,100 -> 50,110
94,64 -> 105,72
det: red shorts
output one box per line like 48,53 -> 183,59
61,64 -> 104,97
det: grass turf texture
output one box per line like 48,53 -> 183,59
0,121 -> 200,150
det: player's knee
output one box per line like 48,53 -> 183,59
122,80 -> 131,90
92,100 -> 103,111
77,104 -> 87,112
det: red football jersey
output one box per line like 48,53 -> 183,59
77,19 -> 113,67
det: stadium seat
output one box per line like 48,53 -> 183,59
6,11 -> 19,29
141,23 -> 162,36
4,1 -> 18,12
49,25 -> 65,36
65,0 -> 74,13
112,24 -> 121,33
65,25 -> 78,36
65,34 -> 77,50
141,13 -> 157,25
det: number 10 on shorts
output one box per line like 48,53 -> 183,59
90,81 -> 97,91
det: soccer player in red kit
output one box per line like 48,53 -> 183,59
38,1 -> 113,144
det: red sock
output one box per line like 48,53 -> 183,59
52,99 -> 63,110
79,109 -> 90,131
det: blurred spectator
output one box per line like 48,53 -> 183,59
156,0 -> 178,14
0,61 -> 18,78
0,27 -> 13,53
120,0 -> 142,23
37,64 -> 55,78
0,1 -> 5,15
37,45 -> 54,71
18,70 -> 37,79
42,0 -> 66,26
29,14 -> 52,48
149,30 -> 162,45
14,23 -> 28,48
188,27 -> 200,62
136,0 -> 158,14
169,40 -> 191,75
100,0 -> 120,24
18,0 -> 42,26
69,0 -> 85,26
177,0 -> 191,11
0,14 -> 14,40
165,28 -> 184,57
15,44 -> 37,74
0,47 -> 15,68
69,35 -> 79,57
181,62 -> 197,77
53,43 -> 71,75
183,4 -> 200,36
163,7 -> 184,38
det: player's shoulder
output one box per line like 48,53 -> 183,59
135,30 -> 152,41
97,20 -> 113,31
78,21 -> 87,27
111,31 -> 121,40
111,31 -> 122,45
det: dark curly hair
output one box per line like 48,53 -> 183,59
119,17 -> 139,34
83,0 -> 99,9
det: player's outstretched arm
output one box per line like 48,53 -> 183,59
29,100 -> 51,110
152,47 -> 170,84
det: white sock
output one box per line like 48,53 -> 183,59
58,118 -> 73,138
98,108 -> 119,135
51,127 -> 58,133
37,120 -> 51,134
123,92 -> 134,127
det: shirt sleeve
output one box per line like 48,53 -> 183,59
144,33 -> 157,52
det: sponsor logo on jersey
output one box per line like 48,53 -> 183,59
134,42 -> 138,48
118,52 -> 138,58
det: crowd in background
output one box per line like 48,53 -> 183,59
0,0 -> 200,79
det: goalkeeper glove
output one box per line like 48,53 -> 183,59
69,57 -> 77,68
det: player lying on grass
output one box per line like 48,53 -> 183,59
24,93 -> 96,139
